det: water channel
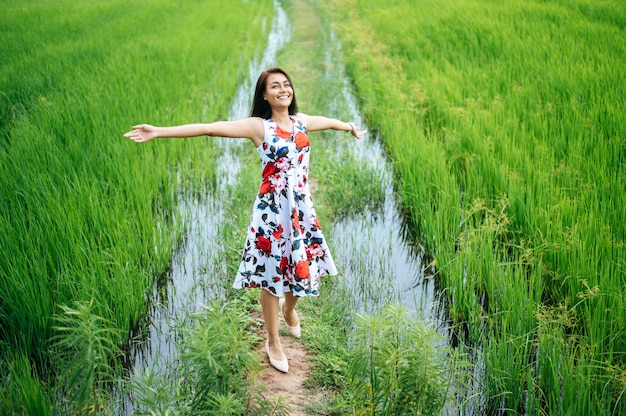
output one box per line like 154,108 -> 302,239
318,30 -> 441,321
116,0 -> 446,412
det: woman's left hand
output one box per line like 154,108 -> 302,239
349,122 -> 367,139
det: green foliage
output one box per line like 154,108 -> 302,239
51,299 -> 122,414
342,304 -> 465,415
0,0 -> 272,410
299,279 -> 352,392
0,352 -> 51,416
316,152 -> 385,220
128,369 -> 185,416
182,300 -> 260,412
324,0 -> 625,414
127,296 -> 289,415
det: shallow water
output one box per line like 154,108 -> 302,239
319,32 -> 442,322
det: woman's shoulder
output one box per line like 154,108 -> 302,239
293,113 -> 309,128
294,112 -> 308,122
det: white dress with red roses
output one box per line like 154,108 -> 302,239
233,116 -> 337,297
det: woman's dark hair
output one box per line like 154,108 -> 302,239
250,67 -> 298,119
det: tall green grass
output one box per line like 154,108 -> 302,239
323,0 -> 625,414
0,0 -> 272,411
343,304 -> 465,415
51,300 -> 122,414
127,293 -> 290,415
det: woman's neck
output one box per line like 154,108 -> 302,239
271,109 -> 291,125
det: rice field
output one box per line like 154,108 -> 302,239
0,0 -> 273,412
323,0 -> 626,414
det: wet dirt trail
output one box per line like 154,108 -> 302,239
253,308 -> 319,416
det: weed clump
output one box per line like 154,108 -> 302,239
341,304 -> 468,415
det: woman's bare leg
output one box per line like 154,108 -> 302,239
260,289 -> 285,359
282,291 -> 300,327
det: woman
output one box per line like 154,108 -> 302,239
124,67 -> 366,373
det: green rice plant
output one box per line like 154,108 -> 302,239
341,303 -> 467,416
321,0 -> 625,413
0,352 -> 51,416
51,299 -> 122,415
1,0 -> 273,410
316,152 -> 386,220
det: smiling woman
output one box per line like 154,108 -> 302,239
125,67 -> 366,374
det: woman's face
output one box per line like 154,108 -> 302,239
263,73 -> 293,110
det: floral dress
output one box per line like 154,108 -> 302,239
233,116 -> 337,297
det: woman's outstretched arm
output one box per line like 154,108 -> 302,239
124,118 -> 265,146
296,113 -> 367,139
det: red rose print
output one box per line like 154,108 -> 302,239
275,157 -> 290,171
306,243 -> 324,260
272,276 -> 281,282
293,210 -> 300,233
276,126 -> 291,139
256,236 -> 271,255
259,179 -> 272,194
272,224 -> 284,240
295,260 -> 310,279
280,256 -> 288,272
262,162 -> 278,179
295,132 -> 310,148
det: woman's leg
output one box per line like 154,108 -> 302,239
282,291 -> 300,327
260,289 -> 285,359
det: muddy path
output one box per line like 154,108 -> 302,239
253,308 -> 321,416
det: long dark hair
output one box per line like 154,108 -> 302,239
250,67 -> 298,119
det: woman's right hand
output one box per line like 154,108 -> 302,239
124,124 -> 158,142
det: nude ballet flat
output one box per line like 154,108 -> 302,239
279,297 -> 301,338
266,340 -> 289,373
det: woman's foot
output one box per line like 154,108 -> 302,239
279,297 -> 301,338
266,340 -> 289,373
